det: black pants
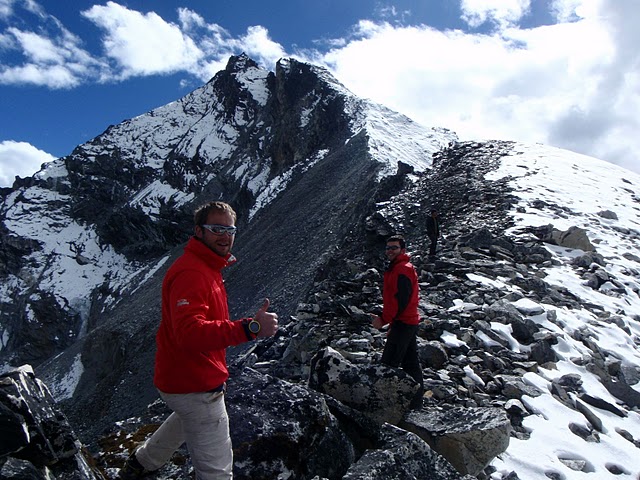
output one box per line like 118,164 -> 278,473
428,234 -> 438,256
381,322 -> 424,390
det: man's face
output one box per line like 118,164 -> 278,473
195,210 -> 236,257
385,241 -> 403,262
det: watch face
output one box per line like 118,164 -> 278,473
249,321 -> 261,334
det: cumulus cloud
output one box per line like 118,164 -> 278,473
0,141 -> 55,187
81,2 -> 205,79
0,2 -> 105,88
316,0 -> 640,173
77,2 -> 285,82
460,0 -> 531,28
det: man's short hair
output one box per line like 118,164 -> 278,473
194,201 -> 237,226
387,234 -> 406,249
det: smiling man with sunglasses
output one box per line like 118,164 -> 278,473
370,234 -> 424,410
119,201 -> 278,480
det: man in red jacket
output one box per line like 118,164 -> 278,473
370,235 -> 424,409
120,201 -> 278,480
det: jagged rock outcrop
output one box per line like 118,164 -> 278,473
0,365 -> 100,479
227,367 -> 355,479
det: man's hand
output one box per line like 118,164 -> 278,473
370,314 -> 384,330
254,298 -> 278,337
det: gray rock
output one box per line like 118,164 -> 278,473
400,406 -> 511,476
575,398 -> 604,432
343,423 -> 475,480
0,365 -> 99,479
309,347 -> 419,425
510,317 -> 540,345
419,340 -> 449,369
485,299 -> 524,323
530,339 -> 558,364
227,367 -> 355,480
497,375 -> 543,399
551,226 -> 595,251
597,210 -> 618,220
578,393 -> 626,417
572,251 -> 606,268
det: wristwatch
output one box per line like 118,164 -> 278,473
248,319 -> 261,335
243,318 -> 261,340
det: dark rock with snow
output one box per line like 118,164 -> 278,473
400,406 -> 511,476
530,224 -> 595,251
308,347 -> 419,425
342,424 -> 475,480
0,365 -> 100,479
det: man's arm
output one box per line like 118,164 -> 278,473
395,274 -> 413,317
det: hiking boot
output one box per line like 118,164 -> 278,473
409,395 -> 423,410
409,387 -> 424,410
118,449 -> 147,479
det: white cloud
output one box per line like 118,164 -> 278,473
315,0 -> 640,173
81,2 -> 204,79
80,3 -> 285,82
0,0 -> 14,19
460,0 -> 531,28
0,140 -> 56,187
236,26 -> 286,69
0,3 -> 105,88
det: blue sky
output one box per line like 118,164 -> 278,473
1,0 -> 639,187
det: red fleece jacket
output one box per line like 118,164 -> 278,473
381,252 -> 420,326
154,237 -> 249,394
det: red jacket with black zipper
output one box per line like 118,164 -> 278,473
381,252 -> 420,326
154,237 -> 250,394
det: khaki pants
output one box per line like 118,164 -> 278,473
136,390 -> 233,479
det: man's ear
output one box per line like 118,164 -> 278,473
194,225 -> 204,239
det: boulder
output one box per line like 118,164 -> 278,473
309,347 -> 419,425
400,406 -> 511,476
458,227 -> 495,249
418,340 -> 449,369
510,317 -> 540,345
227,367 -> 355,480
342,423 -> 475,480
0,365 -> 99,479
551,226 -> 594,251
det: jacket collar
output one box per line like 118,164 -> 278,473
388,252 -> 410,269
185,237 -> 236,270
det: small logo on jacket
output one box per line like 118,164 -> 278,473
176,299 -> 190,307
